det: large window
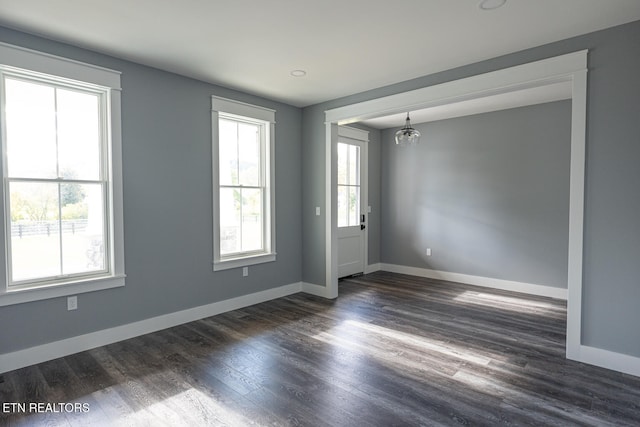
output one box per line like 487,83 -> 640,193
211,96 -> 275,271
0,43 -> 124,305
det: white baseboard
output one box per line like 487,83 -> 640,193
4,274 -> 637,380
365,263 -> 381,274
577,345 -> 640,378
301,282 -> 334,299
379,263 -> 568,300
0,282 -> 303,374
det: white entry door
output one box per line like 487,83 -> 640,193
337,127 -> 368,278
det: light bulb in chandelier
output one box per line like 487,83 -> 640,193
394,112 -> 420,146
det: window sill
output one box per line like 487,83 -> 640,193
0,274 -> 126,307
213,253 -> 276,271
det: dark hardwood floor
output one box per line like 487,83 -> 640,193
2,271 -> 640,426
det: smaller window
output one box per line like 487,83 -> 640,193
211,96 -> 275,271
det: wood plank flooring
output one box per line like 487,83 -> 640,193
2,271 -> 640,426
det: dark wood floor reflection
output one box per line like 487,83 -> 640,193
2,271 -> 640,426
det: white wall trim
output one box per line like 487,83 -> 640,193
579,345 -> 640,378
379,263 -> 568,300
365,263 -> 381,274
325,50 -> 587,125
565,68 -> 588,360
210,95 -> 275,123
301,282 -> 334,299
0,41 -> 121,89
337,125 -> 369,142
0,282 -> 303,374
325,123 -> 339,299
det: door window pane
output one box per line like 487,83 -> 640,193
338,186 -> 349,227
337,142 -> 361,228
338,143 -> 348,185
348,145 -> 360,186
348,186 -> 360,226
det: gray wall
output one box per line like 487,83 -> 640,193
0,27 -> 302,354
302,20 -> 640,357
380,102 -> 571,288
301,109 -> 324,284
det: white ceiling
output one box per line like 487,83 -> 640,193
0,1 -> 639,107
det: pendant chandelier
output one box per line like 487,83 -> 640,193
394,112 -> 421,146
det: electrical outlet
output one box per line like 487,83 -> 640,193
426,248 -> 432,257
315,207 -> 321,216
243,267 -> 249,277
67,296 -> 78,311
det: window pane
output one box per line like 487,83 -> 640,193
5,78 -> 57,179
9,182 -> 61,282
349,145 -> 360,186
57,89 -> 101,180
349,186 -> 360,226
337,185 -> 348,228
337,142 -> 360,228
241,188 -> 263,251
219,119 -> 239,186
61,184 -> 105,275
220,188 -> 241,255
337,143 -> 348,185
238,122 -> 260,186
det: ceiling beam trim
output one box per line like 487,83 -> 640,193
325,50 -> 588,125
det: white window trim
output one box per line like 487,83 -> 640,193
0,42 -> 125,306
211,96 -> 276,271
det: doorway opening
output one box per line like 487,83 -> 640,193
324,51 -> 588,361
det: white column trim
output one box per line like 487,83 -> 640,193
579,345 -> 640,378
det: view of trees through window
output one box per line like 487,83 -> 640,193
218,117 -> 264,256
4,76 -> 106,284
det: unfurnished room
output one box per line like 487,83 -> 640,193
1,1 -> 640,425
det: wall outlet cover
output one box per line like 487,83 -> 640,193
67,296 -> 78,311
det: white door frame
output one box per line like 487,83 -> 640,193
336,125 -> 368,279
324,50 -> 588,361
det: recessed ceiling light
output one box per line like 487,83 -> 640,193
290,69 -> 307,77
479,0 -> 506,10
